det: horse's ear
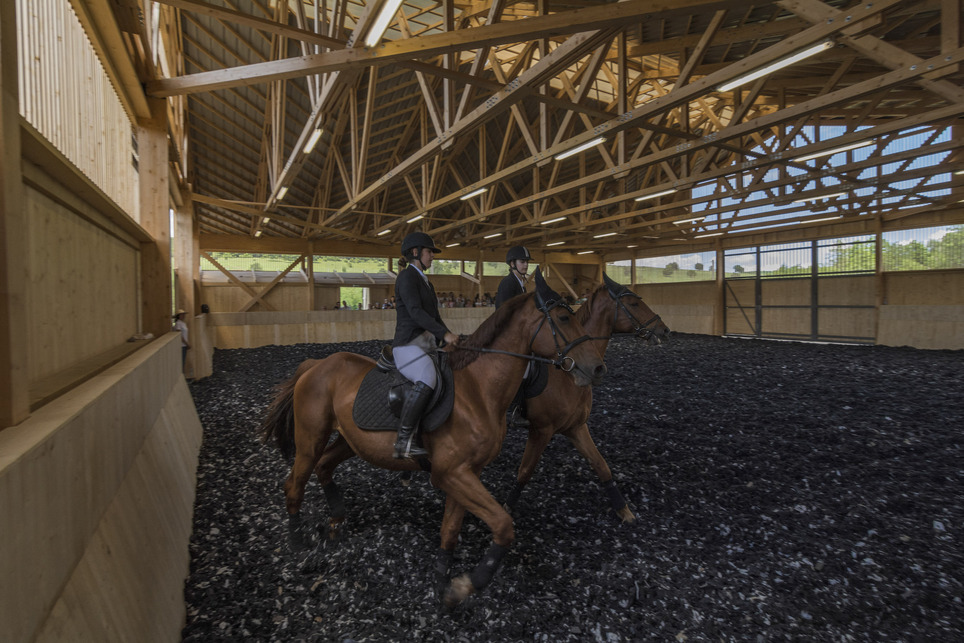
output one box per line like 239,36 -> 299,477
603,272 -> 624,298
534,268 -> 569,313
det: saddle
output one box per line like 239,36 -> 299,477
351,344 -> 455,432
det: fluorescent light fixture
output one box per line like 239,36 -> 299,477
407,214 -> 424,223
593,232 -> 617,238
484,232 -> 502,239
254,230 -> 262,237
807,215 -> 843,223
303,128 -> 323,154
673,217 -> 704,225
793,140 -> 874,163
277,186 -> 288,200
377,229 -> 392,236
717,40 -> 833,92
576,250 -> 594,255
792,191 -> 848,204
555,136 -> 605,161
626,244 -> 638,248
956,170 -> 964,175
541,217 -> 567,225
634,188 -> 676,202
546,241 -> 565,246
459,187 -> 488,200
445,242 -> 460,247
262,217 -> 271,224
364,0 -> 405,47
694,232 -> 723,238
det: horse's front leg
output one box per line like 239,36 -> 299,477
436,469 -> 514,608
505,429 -> 553,513
564,423 -> 635,523
313,434 -> 357,542
435,495 -> 466,598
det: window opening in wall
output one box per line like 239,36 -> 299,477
339,287 -> 368,310
605,260 -> 632,283
635,251 -> 716,283
882,225 -> 964,271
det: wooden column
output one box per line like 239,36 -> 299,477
138,98 -> 172,338
173,189 -> 196,315
0,0 -> 29,428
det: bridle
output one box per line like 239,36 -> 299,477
606,285 -> 664,342
527,291 -> 594,372
455,292 -> 593,372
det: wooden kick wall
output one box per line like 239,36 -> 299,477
23,162 -> 140,384
0,334 -> 202,642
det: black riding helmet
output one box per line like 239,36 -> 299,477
505,246 -> 531,266
401,231 -> 441,258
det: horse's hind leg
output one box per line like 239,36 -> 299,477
284,405 -> 336,549
564,423 -> 635,523
505,429 -> 553,513
313,433 -> 357,542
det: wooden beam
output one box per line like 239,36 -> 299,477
138,99 -> 173,338
200,251 -> 276,311
147,0 -> 744,96
0,0 -> 29,427
239,254 -> 304,312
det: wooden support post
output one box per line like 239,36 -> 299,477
138,98 -> 172,338
714,242 -> 725,336
0,0 -> 29,428
307,243 -> 315,310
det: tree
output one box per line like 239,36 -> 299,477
733,265 -> 745,274
663,261 -> 679,277
695,262 -> 704,271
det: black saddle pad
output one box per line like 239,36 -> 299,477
523,360 -> 549,399
352,354 -> 455,432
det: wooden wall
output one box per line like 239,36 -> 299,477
879,271 -> 964,350
208,307 -> 493,349
0,333 -> 202,642
23,162 -> 140,384
635,281 -> 717,335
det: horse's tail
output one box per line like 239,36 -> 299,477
260,359 -> 317,460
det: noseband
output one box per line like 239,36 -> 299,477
529,292 -> 594,372
607,286 -> 663,341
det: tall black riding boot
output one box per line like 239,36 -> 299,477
394,381 -> 433,459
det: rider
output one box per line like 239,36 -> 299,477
392,232 -> 460,459
495,246 -> 533,427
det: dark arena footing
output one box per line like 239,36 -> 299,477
182,334 -> 963,642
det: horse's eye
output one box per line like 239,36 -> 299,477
558,314 -> 570,322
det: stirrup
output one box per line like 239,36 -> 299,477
393,432 -> 428,459
507,406 -> 530,428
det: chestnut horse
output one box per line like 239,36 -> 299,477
504,274 -> 670,522
261,277 -> 606,607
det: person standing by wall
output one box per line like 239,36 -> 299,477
173,309 -> 191,372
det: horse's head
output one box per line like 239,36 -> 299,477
602,273 -> 671,345
529,269 -> 606,387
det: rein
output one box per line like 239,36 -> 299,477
580,287 -> 663,342
453,294 -> 593,372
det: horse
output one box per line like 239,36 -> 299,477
504,274 -> 670,523
260,272 -> 606,607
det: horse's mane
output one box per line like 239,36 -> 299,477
576,283 -> 609,325
448,293 -> 533,370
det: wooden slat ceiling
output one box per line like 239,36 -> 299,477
131,0 -> 964,257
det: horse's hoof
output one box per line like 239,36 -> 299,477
327,517 -> 346,543
616,506 -> 636,523
443,574 -> 475,609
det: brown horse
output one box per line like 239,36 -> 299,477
261,275 -> 606,607
505,274 -> 670,522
